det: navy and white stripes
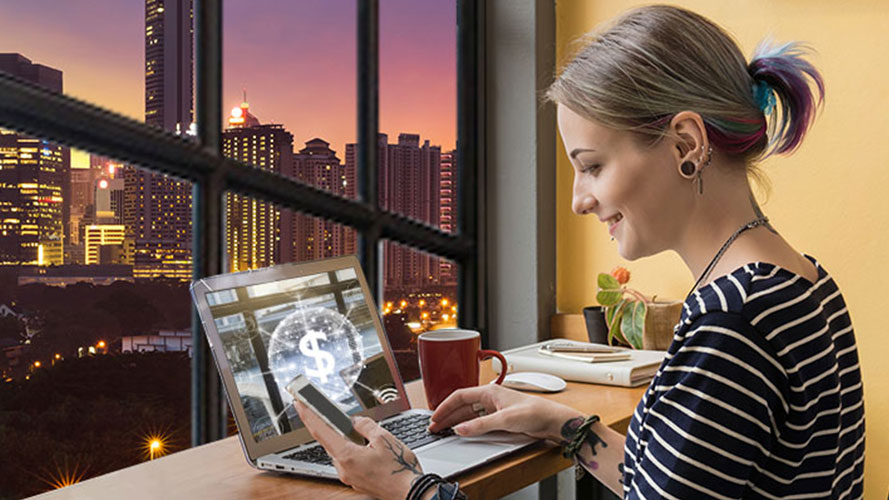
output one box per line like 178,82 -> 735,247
622,256 -> 864,499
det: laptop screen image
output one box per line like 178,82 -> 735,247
204,266 -> 402,444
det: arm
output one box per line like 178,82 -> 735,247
559,417 -> 627,496
429,385 -> 629,496
294,400 -> 430,500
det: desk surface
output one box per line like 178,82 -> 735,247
34,350 -> 644,500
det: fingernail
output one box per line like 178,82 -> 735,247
454,424 -> 468,435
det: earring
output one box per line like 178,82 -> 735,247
696,168 -> 704,195
680,161 -> 696,177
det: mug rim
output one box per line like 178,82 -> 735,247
418,329 -> 479,342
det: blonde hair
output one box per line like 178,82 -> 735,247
547,5 -> 824,173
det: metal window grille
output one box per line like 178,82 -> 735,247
0,0 -> 485,445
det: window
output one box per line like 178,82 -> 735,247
0,0 -> 483,496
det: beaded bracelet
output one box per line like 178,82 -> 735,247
561,414 -> 601,459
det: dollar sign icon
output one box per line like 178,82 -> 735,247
299,330 -> 335,383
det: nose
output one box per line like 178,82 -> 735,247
572,176 -> 596,215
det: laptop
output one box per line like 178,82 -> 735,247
190,255 -> 535,480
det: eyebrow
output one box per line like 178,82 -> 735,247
569,148 -> 596,159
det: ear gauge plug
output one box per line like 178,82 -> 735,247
680,161 -> 696,176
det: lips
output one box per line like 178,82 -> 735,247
606,213 -> 623,236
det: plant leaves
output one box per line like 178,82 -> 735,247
621,301 -> 647,349
607,299 -> 628,346
596,290 -> 622,306
598,273 -> 620,290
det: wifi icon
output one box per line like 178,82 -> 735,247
376,386 -> 399,403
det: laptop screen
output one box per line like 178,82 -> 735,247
203,266 -> 402,443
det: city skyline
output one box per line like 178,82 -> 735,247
0,0 -> 457,160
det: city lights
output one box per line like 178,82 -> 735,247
143,433 -> 170,461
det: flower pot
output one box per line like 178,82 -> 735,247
642,301 -> 683,351
582,306 -> 609,344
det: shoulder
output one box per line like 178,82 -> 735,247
679,255 -> 839,333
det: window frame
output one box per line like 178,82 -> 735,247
0,0 -> 485,446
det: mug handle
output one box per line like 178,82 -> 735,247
478,349 -> 508,385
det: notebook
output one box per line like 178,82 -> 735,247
492,339 -> 667,387
190,255 -> 535,480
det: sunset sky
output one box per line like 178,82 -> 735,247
0,0 -> 457,166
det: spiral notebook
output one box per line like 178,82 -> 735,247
491,339 -> 666,387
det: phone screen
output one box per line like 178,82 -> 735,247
293,380 -> 365,444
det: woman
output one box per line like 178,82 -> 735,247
295,5 -> 865,499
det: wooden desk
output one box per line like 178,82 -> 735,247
34,326 -> 643,500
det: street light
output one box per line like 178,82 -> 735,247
148,438 -> 164,460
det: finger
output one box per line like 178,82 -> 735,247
293,400 -> 349,456
429,386 -> 493,426
428,402 -> 482,432
351,415 -> 389,443
453,411 -> 508,437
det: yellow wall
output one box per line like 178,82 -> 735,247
554,1 -> 888,497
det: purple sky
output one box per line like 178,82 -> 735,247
0,0 -> 456,160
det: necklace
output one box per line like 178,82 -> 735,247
686,216 -> 770,299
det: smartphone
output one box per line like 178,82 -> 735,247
286,374 -> 367,445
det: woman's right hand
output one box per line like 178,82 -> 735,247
427,384 -> 583,442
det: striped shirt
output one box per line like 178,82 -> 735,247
622,255 -> 865,499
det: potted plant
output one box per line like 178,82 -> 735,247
595,267 -> 682,350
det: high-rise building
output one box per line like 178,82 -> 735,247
438,149 -> 457,286
222,101 -> 292,272
84,224 -> 127,265
95,177 -> 124,224
145,0 -> 194,133
126,0 -> 194,280
286,138 -> 356,263
0,54 -> 69,266
346,133 -> 443,289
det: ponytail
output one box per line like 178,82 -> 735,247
748,40 -> 825,158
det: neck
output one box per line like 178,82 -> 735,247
674,167 -> 765,287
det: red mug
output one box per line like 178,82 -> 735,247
417,329 -> 507,410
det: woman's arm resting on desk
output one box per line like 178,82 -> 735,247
428,385 -> 626,495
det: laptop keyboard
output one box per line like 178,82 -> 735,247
283,413 -> 454,466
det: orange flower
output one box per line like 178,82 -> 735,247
610,266 -> 630,285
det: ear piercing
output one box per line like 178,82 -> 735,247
680,145 -> 712,195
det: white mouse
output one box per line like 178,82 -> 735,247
502,372 -> 567,393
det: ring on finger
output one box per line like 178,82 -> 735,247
471,403 -> 487,417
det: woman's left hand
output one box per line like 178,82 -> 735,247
293,400 -> 422,500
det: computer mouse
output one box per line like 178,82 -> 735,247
502,372 -> 567,393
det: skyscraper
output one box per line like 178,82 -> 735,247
286,138 -> 356,263
125,0 -> 194,280
438,149 -> 457,286
0,54 -> 69,266
145,0 -> 194,133
222,100 -> 292,272
346,133 -> 442,289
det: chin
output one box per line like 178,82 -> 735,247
615,238 -> 655,261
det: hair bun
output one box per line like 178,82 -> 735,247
748,40 -> 825,157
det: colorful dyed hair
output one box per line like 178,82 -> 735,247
546,5 -> 825,166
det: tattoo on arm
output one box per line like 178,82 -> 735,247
560,417 -> 609,471
382,437 -> 422,475
559,417 -> 583,445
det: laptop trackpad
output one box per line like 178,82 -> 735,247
416,432 -> 531,475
